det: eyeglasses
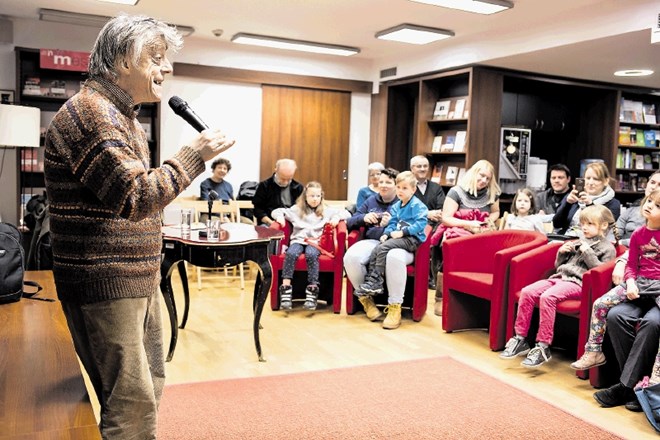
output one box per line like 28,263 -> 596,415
369,172 -> 382,177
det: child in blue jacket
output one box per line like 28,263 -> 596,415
358,171 -> 428,329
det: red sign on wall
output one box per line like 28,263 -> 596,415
40,49 -> 90,72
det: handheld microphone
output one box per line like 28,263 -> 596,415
168,96 -> 209,132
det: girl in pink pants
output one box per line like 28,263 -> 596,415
499,205 -> 617,368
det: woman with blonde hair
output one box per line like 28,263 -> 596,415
553,161 -> 621,237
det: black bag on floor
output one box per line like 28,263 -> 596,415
0,222 -> 46,304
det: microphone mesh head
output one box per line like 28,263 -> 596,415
168,96 -> 187,114
209,190 -> 219,201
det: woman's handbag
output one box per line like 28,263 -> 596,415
304,223 -> 336,257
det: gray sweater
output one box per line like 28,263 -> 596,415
550,237 -> 616,286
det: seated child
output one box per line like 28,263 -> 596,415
504,187 -> 545,233
499,204 -> 617,368
571,188 -> 660,370
357,171 -> 428,329
272,181 -> 349,311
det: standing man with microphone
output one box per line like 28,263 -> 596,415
44,14 -> 234,439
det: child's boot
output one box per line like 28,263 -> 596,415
382,303 -> 402,329
279,284 -> 293,310
360,271 -> 384,295
570,351 -> 606,370
358,296 -> 382,321
303,284 -> 320,311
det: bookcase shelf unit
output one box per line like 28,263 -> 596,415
14,46 -> 160,231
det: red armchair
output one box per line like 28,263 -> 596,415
442,230 -> 548,351
269,220 -> 347,313
345,225 -> 432,322
506,242 -> 623,381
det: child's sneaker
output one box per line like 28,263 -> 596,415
499,336 -> 530,359
521,344 -> 552,368
303,285 -> 319,311
570,351 -> 606,370
359,272 -> 384,295
279,285 -> 293,310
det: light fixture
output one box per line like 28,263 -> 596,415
376,24 -> 454,45
231,33 -> 360,56
38,8 -> 195,37
614,69 -> 654,77
0,104 -> 41,148
96,0 -> 140,5
409,0 -> 514,15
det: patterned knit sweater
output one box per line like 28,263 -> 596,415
44,78 -> 206,303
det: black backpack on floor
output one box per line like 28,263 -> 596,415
0,222 -> 45,304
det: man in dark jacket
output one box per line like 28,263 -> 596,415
536,163 -> 571,215
253,158 -> 303,225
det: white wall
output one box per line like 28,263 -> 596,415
0,17 -> 373,223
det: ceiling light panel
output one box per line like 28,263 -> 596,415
96,0 -> 140,5
231,33 -> 360,56
614,69 -> 654,77
376,24 -> 454,45
409,0 -> 514,15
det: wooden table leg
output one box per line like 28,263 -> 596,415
253,255 -> 273,362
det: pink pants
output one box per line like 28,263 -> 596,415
514,278 -> 582,345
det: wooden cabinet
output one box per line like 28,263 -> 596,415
14,47 -> 160,230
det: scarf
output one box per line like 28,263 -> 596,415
568,185 -> 616,236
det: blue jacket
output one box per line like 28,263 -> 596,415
347,194 -> 398,240
384,195 -> 428,242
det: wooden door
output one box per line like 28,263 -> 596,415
261,85 -> 350,200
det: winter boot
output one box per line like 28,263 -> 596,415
358,296 -> 383,321
303,284 -> 320,311
383,303 -> 402,329
279,284 -> 293,310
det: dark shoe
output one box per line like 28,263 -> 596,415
593,383 -> 635,408
625,397 -> 643,412
499,337 -> 531,359
360,272 -> 384,295
521,344 -> 552,368
303,285 -> 319,311
279,285 -> 293,310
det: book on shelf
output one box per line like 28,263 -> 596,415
643,103 -> 657,124
644,130 -> 656,148
441,135 -> 456,152
453,131 -> 467,152
457,167 -> 466,185
20,148 -> 44,172
618,126 -> 631,145
23,76 -> 42,96
616,149 -> 623,168
431,135 -> 443,153
431,164 -> 443,184
433,100 -> 451,119
445,166 -> 458,185
632,101 -> 645,123
644,154 -> 653,169
630,130 -> 637,145
453,99 -> 466,119
635,129 -> 646,147
635,154 -> 645,170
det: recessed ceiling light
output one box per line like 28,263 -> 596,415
376,24 -> 454,45
96,0 -> 140,5
614,69 -> 654,77
231,33 -> 360,56
409,0 -> 513,15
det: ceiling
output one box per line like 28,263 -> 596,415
1,0 -> 660,90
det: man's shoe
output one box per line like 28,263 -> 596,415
434,299 -> 443,317
570,351 -> 606,370
521,344 -> 552,368
593,383 -> 634,408
625,398 -> 643,412
279,285 -> 293,310
499,337 -> 531,359
358,296 -> 382,321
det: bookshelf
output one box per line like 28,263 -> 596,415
614,93 -> 660,202
14,47 -> 160,230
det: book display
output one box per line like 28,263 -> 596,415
14,47 -> 161,230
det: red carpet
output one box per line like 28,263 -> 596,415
157,357 -> 619,439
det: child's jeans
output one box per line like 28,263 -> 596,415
515,278 -> 582,345
368,236 -> 420,273
282,243 -> 321,285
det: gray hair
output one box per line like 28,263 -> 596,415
275,158 -> 297,171
367,162 -> 384,171
88,14 -> 183,80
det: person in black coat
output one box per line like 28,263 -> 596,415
252,158 -> 304,226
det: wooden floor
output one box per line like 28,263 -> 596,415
85,272 -> 653,439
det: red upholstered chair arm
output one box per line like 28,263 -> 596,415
335,221 -> 347,256
268,220 -> 292,250
509,242 -> 562,295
